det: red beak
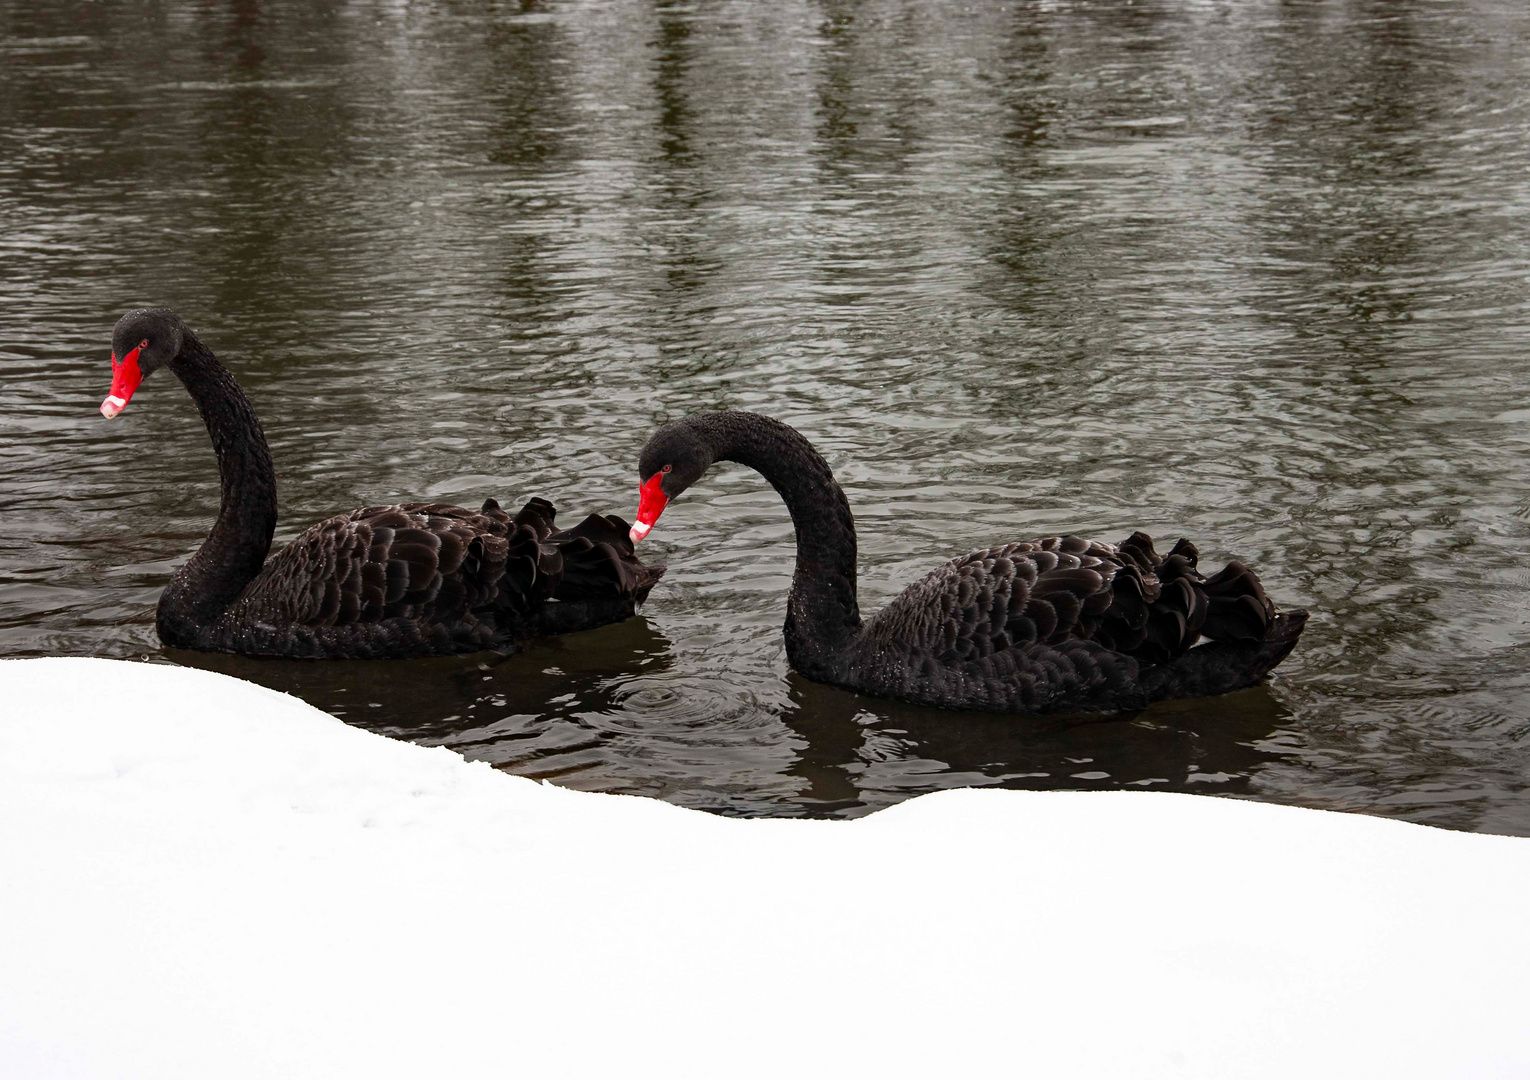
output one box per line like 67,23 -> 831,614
630,472 -> 669,544
100,346 -> 143,419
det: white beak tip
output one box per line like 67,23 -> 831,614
629,521 -> 652,543
100,396 -> 125,419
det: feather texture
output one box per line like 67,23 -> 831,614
855,531 -> 1297,712
215,498 -> 662,659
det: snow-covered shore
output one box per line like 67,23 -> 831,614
2,658 -> 1527,1079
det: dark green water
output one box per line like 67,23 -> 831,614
4,0 -> 1530,829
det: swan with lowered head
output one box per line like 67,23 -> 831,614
99,308 -> 662,659
629,411 -> 1305,714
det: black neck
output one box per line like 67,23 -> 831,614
692,412 -> 861,667
157,332 -> 277,639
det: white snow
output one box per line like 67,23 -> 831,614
2,658 -> 1527,1080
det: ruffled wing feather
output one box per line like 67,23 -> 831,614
865,531 -> 1275,669
236,497 -> 661,641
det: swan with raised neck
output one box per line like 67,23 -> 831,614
99,309 -> 662,659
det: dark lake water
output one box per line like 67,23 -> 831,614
5,0 -> 1530,831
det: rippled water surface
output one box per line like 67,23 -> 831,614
5,0 -> 1530,830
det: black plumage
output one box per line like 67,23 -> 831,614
100,310 -> 662,659
633,411 -> 1306,715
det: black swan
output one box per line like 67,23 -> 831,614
630,411 -> 1306,714
98,309 -> 663,659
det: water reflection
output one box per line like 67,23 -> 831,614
173,615 -> 676,751
174,617 -> 1295,819
4,0 -> 1530,831
780,675 -> 1293,817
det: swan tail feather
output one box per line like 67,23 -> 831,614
547,513 -> 666,604
1141,609 -> 1308,702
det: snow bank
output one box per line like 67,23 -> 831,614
2,658 -> 1527,1079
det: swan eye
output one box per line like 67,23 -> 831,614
139,338 -> 148,349
661,464 -> 672,474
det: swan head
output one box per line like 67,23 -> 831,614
101,309 -> 186,419
631,419 -> 713,543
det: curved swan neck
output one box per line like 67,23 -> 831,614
692,412 -> 861,662
157,332 -> 277,641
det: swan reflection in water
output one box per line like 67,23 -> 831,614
171,614 -> 1296,818
167,614 -> 677,748
776,673 -> 1298,818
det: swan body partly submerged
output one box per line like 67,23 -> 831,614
99,309 -> 662,659
631,411 -> 1305,714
